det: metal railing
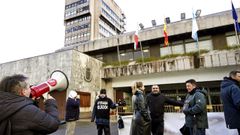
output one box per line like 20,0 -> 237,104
117,104 -> 224,115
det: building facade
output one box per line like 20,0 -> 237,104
64,0 -> 126,46
1,9 -> 240,118
59,9 -> 240,114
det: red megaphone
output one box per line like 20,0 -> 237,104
30,70 -> 69,98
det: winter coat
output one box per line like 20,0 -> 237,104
183,88 -> 208,129
0,91 -> 60,135
220,77 -> 240,129
91,96 -> 117,125
65,98 -> 80,122
130,90 -> 151,135
146,92 -> 183,122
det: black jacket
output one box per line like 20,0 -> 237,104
0,91 -> 60,135
146,92 -> 183,122
91,96 -> 117,125
220,77 -> 240,129
65,98 -> 80,122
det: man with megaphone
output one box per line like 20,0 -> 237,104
0,73 -> 62,135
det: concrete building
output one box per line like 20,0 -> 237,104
59,9 -> 240,114
1,9 -> 240,119
64,0 -> 126,46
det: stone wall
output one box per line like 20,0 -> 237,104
0,49 -> 103,116
0,50 -> 73,84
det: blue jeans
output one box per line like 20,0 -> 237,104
189,128 -> 206,135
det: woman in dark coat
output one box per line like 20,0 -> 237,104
130,81 -> 151,135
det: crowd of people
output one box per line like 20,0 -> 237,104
0,70 -> 239,135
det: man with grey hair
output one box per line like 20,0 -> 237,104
220,70 -> 240,134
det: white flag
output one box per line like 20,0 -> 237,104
192,10 -> 199,41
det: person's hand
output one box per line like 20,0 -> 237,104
91,119 -> 94,122
42,92 -> 55,102
115,103 -> 119,107
183,109 -> 190,115
76,95 -> 80,99
144,116 -> 151,122
31,96 -> 40,100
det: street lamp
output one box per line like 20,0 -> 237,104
151,20 -> 156,27
139,23 -> 144,30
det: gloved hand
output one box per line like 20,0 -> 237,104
143,115 -> 151,122
115,103 -> 119,107
144,117 -> 151,122
183,108 -> 190,115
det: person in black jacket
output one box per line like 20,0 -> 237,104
146,85 -> 183,135
91,89 -> 118,135
0,74 -> 60,135
65,90 -> 80,135
220,70 -> 240,134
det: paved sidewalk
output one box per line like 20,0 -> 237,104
50,120 -> 118,135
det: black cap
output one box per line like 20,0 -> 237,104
100,89 -> 106,94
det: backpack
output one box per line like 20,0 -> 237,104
118,116 -> 124,129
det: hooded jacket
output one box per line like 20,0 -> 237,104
0,91 -> 60,135
65,97 -> 80,122
183,88 -> 208,129
220,77 -> 240,129
91,95 -> 117,125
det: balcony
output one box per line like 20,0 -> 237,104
103,56 -> 194,78
102,49 -> 240,79
199,49 -> 240,68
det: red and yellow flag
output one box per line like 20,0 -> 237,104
163,19 -> 169,47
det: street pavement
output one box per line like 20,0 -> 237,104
50,120 -> 118,135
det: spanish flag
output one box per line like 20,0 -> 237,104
163,19 -> 169,47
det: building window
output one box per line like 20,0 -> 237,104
160,46 -> 172,56
143,49 -> 150,58
185,39 -> 213,53
199,40 -> 213,50
120,49 -> 133,61
172,44 -> 184,54
133,51 -> 142,60
226,35 -> 239,47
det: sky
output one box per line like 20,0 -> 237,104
0,0 -> 239,63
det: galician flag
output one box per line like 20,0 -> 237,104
192,10 -> 199,41
134,30 -> 139,50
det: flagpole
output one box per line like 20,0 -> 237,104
115,27 -> 121,66
197,40 -> 200,58
139,41 -> 144,63
117,44 -> 121,66
233,21 -> 240,45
